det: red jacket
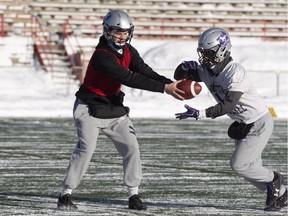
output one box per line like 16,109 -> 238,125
75,36 -> 172,118
83,46 -> 131,97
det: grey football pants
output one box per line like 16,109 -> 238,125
230,112 -> 275,191
62,99 -> 142,190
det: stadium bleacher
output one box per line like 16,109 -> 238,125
0,0 -> 287,40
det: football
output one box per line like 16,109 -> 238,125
177,80 -> 202,100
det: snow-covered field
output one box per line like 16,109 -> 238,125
0,118 -> 287,215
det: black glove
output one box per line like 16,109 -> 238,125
182,61 -> 200,71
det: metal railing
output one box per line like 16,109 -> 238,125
63,18 -> 85,84
30,14 -> 54,77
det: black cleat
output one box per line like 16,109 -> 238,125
264,189 -> 288,211
57,194 -> 78,210
266,172 -> 284,206
128,194 -> 147,210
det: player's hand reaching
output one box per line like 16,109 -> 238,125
175,104 -> 199,120
175,104 -> 206,120
164,80 -> 185,100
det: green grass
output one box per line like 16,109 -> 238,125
0,118 -> 287,215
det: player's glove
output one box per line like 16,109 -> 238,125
175,104 -> 206,120
182,61 -> 200,71
174,60 -> 200,80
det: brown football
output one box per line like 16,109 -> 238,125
177,80 -> 202,100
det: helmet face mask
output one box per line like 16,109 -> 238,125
197,45 -> 220,68
197,28 -> 231,68
109,29 -> 130,48
102,10 -> 134,49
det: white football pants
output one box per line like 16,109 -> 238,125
61,99 -> 142,192
230,112 -> 278,191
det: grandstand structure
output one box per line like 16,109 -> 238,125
1,0 -> 287,39
0,0 -> 287,84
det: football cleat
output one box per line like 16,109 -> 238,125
57,194 -> 78,210
128,194 -> 147,210
264,189 -> 287,211
266,172 -> 284,206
